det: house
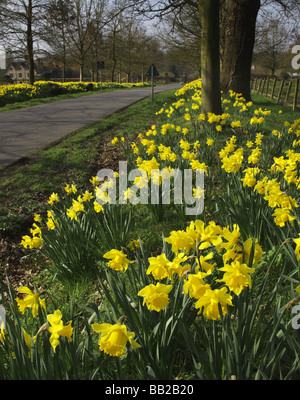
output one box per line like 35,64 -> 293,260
4,62 -> 39,84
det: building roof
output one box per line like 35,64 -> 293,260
5,61 -> 38,73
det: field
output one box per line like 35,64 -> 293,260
0,79 -> 300,380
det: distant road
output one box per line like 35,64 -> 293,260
0,83 -> 181,169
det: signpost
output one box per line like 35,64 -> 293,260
146,64 -> 159,101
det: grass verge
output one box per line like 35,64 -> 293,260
0,89 -> 177,244
0,84 -> 152,113
0,89 -> 299,286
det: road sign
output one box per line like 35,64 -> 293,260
146,64 -> 159,77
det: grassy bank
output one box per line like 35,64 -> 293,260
1,82 -> 300,380
0,80 -> 151,111
0,87 -> 118,113
1,89 -> 298,254
0,89 -> 177,244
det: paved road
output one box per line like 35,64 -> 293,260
0,83 -> 181,169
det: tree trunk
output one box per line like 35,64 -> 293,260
62,27 -> 67,83
221,0 -> 260,100
111,61 -> 117,82
27,0 -> 35,85
79,63 -> 84,82
199,0 -> 223,115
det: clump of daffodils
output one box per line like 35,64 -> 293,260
102,219 -> 262,322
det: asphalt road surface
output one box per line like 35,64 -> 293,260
0,83 -> 181,169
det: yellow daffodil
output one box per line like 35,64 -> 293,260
138,282 -> 173,312
231,120 -> 242,128
164,230 -> 195,254
147,254 -> 170,280
15,286 -> 46,318
94,201 -> 104,213
196,252 -> 217,272
195,287 -> 233,320
167,253 -> 190,281
47,193 -> 59,206
47,310 -> 73,353
186,220 -> 222,250
66,207 -> 78,221
183,271 -> 211,299
91,322 -> 140,357
103,249 -> 134,272
47,217 -> 58,230
64,184 -> 77,194
218,260 -> 255,295
272,208 -> 296,227
90,176 -> 100,186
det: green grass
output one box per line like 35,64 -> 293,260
251,93 -> 299,126
252,78 -> 300,111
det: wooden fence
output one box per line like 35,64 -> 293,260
251,76 -> 299,111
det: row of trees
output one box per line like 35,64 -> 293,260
0,0 -> 165,84
135,0 -> 299,113
0,0 -> 299,113
254,16 -> 299,77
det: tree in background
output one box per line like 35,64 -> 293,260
0,0 -> 47,84
116,17 -> 144,83
104,6 -> 163,83
66,0 -> 108,82
104,3 -> 125,82
254,19 -> 294,77
42,0 -> 75,82
253,2 -> 299,77
158,2 -> 202,79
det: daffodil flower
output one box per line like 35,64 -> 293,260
15,286 -> 46,318
138,282 -> 173,312
91,322 -> 140,357
217,261 -> 255,296
103,249 -> 134,272
195,287 -> 233,320
47,310 -> 73,353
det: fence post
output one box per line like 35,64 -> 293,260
265,77 -> 270,97
271,78 -> 277,100
261,78 -> 266,95
285,81 -> 292,106
254,78 -> 258,92
277,80 -> 284,104
257,78 -> 262,94
293,78 -> 299,112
